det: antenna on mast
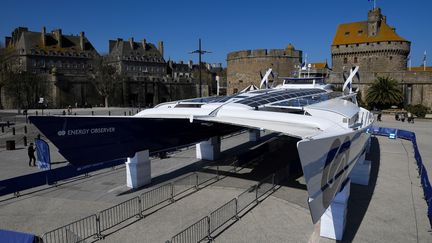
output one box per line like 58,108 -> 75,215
189,38 -> 211,97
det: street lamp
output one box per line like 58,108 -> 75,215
189,38 -> 211,97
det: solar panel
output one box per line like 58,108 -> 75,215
235,89 -> 326,107
271,92 -> 343,107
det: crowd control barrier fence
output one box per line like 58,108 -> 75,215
40,159 -> 247,242
168,166 -> 287,243
368,126 -> 432,228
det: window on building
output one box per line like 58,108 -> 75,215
233,88 -> 238,94
343,58 -> 348,64
388,41 -> 391,44
389,56 -> 393,60
354,57 -> 358,63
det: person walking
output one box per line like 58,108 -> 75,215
28,143 -> 36,166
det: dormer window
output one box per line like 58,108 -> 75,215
357,30 -> 363,35
344,32 -> 350,36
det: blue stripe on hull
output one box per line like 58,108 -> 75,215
29,116 -> 242,166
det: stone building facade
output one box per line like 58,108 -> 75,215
2,27 -> 100,108
227,44 -> 302,94
106,38 -> 220,106
328,8 -> 432,108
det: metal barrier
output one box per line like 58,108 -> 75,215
40,147 -> 277,242
98,196 -> 141,232
42,214 -> 98,243
197,170 -> 219,186
141,183 -> 173,211
169,167 -> 289,242
171,216 -> 210,243
173,173 -> 198,196
210,198 -> 238,232
256,174 -> 275,199
65,228 -> 85,243
237,185 -> 258,212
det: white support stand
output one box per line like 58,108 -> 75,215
126,150 -> 151,188
196,136 -> 220,161
248,129 -> 261,142
320,179 -> 351,241
350,152 -> 371,186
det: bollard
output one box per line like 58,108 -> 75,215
36,111 -> 38,116
24,126 -> 27,134
92,111 -> 94,116
74,113 -> 76,116
129,110 -> 131,116
124,111 -> 127,116
108,111 -> 111,116
23,136 -> 27,147
12,127 -> 15,135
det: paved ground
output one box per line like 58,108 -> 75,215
0,111 -> 431,242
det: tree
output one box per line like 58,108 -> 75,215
90,57 -> 121,107
366,76 -> 403,109
3,70 -> 49,109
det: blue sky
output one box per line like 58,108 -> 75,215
1,0 -> 431,67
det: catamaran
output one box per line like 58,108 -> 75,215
29,66 -> 373,223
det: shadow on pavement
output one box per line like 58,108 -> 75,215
340,136 -> 380,242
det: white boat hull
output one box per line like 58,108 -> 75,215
297,126 -> 371,223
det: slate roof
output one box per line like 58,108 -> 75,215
332,21 -> 407,46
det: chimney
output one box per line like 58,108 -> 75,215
41,26 -> 46,47
53,29 -> 62,47
79,31 -> 85,50
188,60 -> 193,69
158,41 -> 164,58
141,39 -> 147,49
5,37 -> 11,47
128,37 -> 134,49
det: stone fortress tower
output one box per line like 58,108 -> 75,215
331,8 -> 410,73
226,44 -> 302,94
329,8 -> 432,108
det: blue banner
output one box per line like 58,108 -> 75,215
0,229 -> 35,243
35,138 -> 51,171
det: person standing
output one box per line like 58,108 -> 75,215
28,143 -> 36,166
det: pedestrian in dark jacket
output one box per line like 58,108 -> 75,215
28,143 -> 36,166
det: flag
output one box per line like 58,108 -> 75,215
35,138 -> 51,170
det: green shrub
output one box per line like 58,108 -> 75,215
406,104 -> 428,118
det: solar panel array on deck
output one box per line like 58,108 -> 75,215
271,92 -> 343,107
235,89 -> 326,107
